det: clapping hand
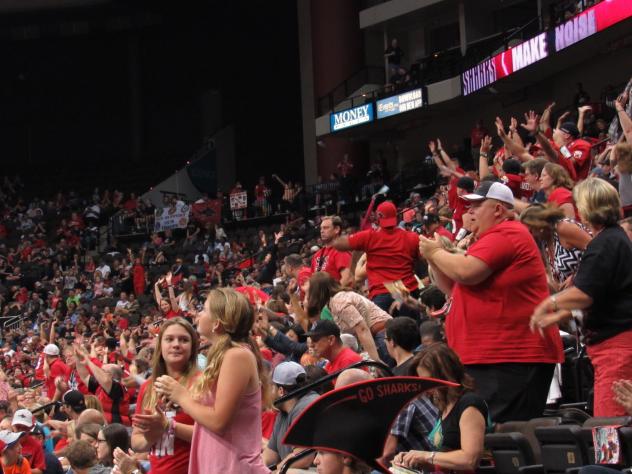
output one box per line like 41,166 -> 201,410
154,375 -> 186,405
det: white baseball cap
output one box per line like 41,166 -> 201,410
272,362 -> 306,386
42,343 -> 60,356
462,181 -> 515,208
12,409 -> 34,429
0,430 -> 24,452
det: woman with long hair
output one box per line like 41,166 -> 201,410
131,317 -> 200,474
394,343 -> 488,472
520,204 -> 592,291
154,288 -> 270,473
307,272 -> 391,364
540,162 -> 577,219
96,423 -> 130,471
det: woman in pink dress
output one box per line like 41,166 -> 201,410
155,288 -> 270,474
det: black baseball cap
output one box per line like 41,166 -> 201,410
559,122 -> 580,138
305,320 -> 340,340
62,390 -> 86,412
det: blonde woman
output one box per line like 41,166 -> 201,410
531,178 -> 632,416
155,288 -> 269,473
131,317 -> 200,474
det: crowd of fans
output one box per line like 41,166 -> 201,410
0,73 -> 632,474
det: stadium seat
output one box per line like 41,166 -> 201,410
486,418 -> 562,474
534,425 -> 588,474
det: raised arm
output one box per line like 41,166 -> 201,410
154,276 -> 165,307
577,106 -> 592,136
521,111 -> 559,163
49,320 -> 57,345
437,139 -> 456,171
272,174 -> 287,187
333,236 -> 352,251
496,117 -> 533,162
615,97 -> 632,143
478,135 -> 493,178
556,111 -> 571,131
165,272 -> 178,312
74,344 -> 113,393
508,117 -> 525,149
539,102 -> 556,135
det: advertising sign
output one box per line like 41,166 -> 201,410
462,0 -> 632,96
330,103 -> 374,132
376,88 -> 424,119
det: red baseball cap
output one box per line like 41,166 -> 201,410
376,201 -> 398,228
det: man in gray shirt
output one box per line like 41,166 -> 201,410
263,362 -> 319,471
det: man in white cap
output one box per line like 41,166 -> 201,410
419,180 -> 563,423
263,362 -> 319,472
0,429 -> 29,473
42,343 -> 69,403
12,409 -> 46,474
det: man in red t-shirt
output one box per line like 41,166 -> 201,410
552,122 -> 593,181
334,201 -> 420,312
451,177 -> 474,231
306,321 -> 362,374
12,409 -> 46,474
311,216 -> 352,286
43,344 -> 70,402
284,254 -> 312,299
419,181 -> 563,422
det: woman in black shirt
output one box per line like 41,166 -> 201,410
393,343 -> 488,472
531,178 -> 632,416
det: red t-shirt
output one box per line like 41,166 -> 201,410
165,309 -> 180,320
137,380 -> 195,474
45,358 -> 70,400
20,434 -> 45,471
555,139 -> 592,181
447,167 -> 466,210
261,409 -> 278,440
452,196 -> 471,232
502,173 -> 525,200
548,187 -> 579,220
324,347 -> 363,374
348,227 -> 420,299
446,220 -> 563,365
425,226 -> 454,242
311,247 -> 352,281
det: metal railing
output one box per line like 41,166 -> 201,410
317,66 -> 386,116
316,15 -> 543,116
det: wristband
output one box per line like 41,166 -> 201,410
429,451 -> 437,465
550,295 -> 559,312
479,151 -> 489,158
